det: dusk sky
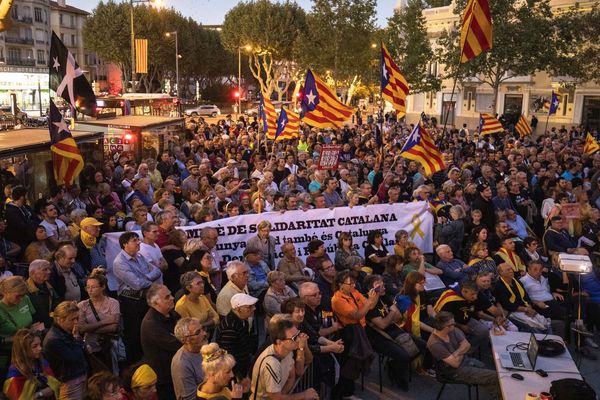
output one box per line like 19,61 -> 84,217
67,0 -> 399,27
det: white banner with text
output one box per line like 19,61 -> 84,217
104,201 -> 433,267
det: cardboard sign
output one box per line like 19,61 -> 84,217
561,203 -> 580,219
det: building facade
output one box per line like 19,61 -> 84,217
399,0 -> 600,132
0,0 -> 112,114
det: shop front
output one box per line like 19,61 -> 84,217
0,128 -> 103,200
0,67 -> 49,116
75,115 -> 185,163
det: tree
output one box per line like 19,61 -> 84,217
436,0 -> 557,113
385,0 -> 440,94
221,0 -> 308,100
84,1 -> 237,97
83,1 -> 131,91
295,0 -> 377,97
552,4 -> 600,86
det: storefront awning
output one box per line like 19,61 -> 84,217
0,128 -> 103,158
78,115 -> 185,131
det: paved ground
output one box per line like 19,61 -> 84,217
356,339 -> 600,400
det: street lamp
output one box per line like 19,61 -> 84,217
165,31 -> 179,98
129,0 -> 161,93
238,45 -> 252,116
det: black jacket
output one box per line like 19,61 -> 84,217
140,308 -> 181,385
215,311 -> 258,379
43,323 -> 88,381
4,202 -> 39,247
471,195 -> 496,230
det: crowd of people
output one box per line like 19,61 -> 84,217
0,111 -> 599,400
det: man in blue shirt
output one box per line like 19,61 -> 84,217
113,231 -> 163,364
436,244 -> 476,286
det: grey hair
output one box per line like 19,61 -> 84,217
435,244 -> 451,256
450,205 -> 466,220
226,260 -> 246,279
155,210 -> 173,225
29,259 -> 51,274
146,283 -> 168,306
298,282 -> 318,297
174,317 -> 201,342
70,208 -> 87,221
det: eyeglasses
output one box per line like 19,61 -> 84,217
283,331 -> 301,342
185,328 -> 205,338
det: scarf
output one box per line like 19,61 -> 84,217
495,248 -> 525,272
80,229 -> 97,249
500,277 -> 528,306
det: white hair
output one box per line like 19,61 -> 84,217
226,260 -> 246,279
298,282 -> 318,297
29,259 -> 51,274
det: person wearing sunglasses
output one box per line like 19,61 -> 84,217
251,315 -> 318,400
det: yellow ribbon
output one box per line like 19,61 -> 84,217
410,213 -> 425,239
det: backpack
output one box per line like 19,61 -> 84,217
550,378 -> 596,400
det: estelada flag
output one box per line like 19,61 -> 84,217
50,31 -> 96,116
515,115 -> 532,136
399,124 -> 445,176
300,69 -> 352,129
380,43 -> 409,118
584,132 -> 600,155
478,113 -> 503,135
49,99 -> 84,186
259,92 -> 277,140
460,0 -> 492,63
275,107 -> 300,141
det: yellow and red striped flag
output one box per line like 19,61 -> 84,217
460,0 -> 492,63
135,38 -> 148,74
515,115 -> 532,136
49,100 -> 84,186
275,107 -> 300,141
400,124 -> 445,177
259,92 -> 277,140
584,133 -> 600,155
478,113 -> 503,135
300,69 -> 353,128
380,43 -> 410,118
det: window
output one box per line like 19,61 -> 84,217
26,49 -> 33,59
37,49 -> 45,63
34,7 -> 42,23
71,35 -> 75,46
562,94 -> 569,116
35,29 -> 44,42
22,6 -> 31,18
467,91 -> 472,111
59,13 -> 63,25
11,4 -> 17,19
475,93 -> 495,113
70,15 -> 75,27
21,28 -> 32,39
8,48 -> 20,62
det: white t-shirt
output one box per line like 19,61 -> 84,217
251,345 -> 294,399
139,242 -> 164,274
40,219 -> 70,242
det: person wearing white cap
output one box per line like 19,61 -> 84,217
215,293 -> 258,380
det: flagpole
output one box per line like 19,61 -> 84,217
378,42 -> 385,163
442,0 -> 478,138
543,111 -> 551,136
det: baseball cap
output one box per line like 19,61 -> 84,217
230,293 -> 258,309
80,217 -> 103,228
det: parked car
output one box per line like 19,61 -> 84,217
0,105 -> 28,121
184,104 -> 221,117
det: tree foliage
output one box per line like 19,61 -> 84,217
435,0 -> 557,112
84,1 -> 236,97
385,0 -> 440,94
221,0 -> 308,100
552,4 -> 600,85
295,0 -> 377,90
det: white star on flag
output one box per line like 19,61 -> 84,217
53,117 -> 69,134
305,90 -> 316,105
55,52 -> 84,108
552,99 -> 559,108
382,64 -> 388,80
52,57 -> 60,71
280,120 -> 286,129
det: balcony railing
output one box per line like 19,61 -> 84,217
5,37 -> 34,45
16,16 -> 33,24
6,59 -> 36,66
35,39 -> 47,45
37,59 -> 46,65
